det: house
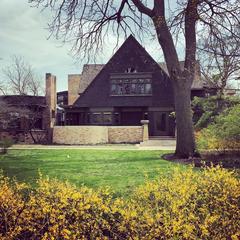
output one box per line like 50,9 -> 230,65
0,74 -> 57,143
0,95 -> 46,129
63,35 -> 205,137
1,35 -> 206,144
0,95 -> 48,143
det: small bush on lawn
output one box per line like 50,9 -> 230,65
0,137 -> 13,154
0,167 -> 239,240
196,104 -> 240,150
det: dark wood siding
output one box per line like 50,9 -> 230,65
73,36 -> 174,109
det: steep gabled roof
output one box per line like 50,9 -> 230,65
74,35 -> 163,100
73,35 -> 203,98
72,35 -> 174,108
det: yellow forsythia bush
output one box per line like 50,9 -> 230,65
196,130 -> 240,150
0,167 -> 239,240
196,104 -> 240,151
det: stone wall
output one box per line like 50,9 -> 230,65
53,126 -> 144,145
53,126 -> 109,145
108,126 -> 143,143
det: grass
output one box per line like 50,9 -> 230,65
0,149 -> 187,195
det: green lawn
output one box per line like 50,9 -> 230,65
0,149 -> 187,195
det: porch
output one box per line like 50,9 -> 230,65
64,106 -> 175,137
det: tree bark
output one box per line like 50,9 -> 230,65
174,79 -> 196,158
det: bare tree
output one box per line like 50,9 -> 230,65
29,0 -> 240,158
198,25 -> 240,96
0,99 -> 46,143
2,55 -> 44,96
0,57 -> 5,95
0,81 -> 6,95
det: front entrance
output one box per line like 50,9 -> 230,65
121,111 -> 143,125
153,112 -> 169,136
116,107 -> 147,126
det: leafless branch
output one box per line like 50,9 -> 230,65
198,23 -> 240,95
2,55 -> 44,96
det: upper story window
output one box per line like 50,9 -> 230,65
110,73 -> 152,96
125,67 -> 137,73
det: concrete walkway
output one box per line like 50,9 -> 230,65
138,139 -> 176,150
10,139 -> 176,151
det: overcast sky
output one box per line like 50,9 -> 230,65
0,0 -> 178,92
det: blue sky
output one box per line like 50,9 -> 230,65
0,0 -> 181,92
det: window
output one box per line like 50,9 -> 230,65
125,67 -> 137,73
91,112 -> 113,125
66,113 -> 79,125
10,112 -> 20,117
110,78 -> 152,96
91,113 -> 102,124
103,112 -> 112,124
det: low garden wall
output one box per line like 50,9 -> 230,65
53,125 -> 144,145
53,126 -> 108,145
108,126 -> 143,143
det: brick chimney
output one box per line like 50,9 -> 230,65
68,74 -> 81,105
45,73 -> 56,128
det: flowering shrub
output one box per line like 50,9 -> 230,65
0,167 -> 239,239
196,130 -> 240,150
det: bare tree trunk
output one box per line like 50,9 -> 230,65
174,80 -> 196,158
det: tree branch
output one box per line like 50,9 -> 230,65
131,0 -> 153,17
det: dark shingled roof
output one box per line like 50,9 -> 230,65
0,95 -> 46,106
